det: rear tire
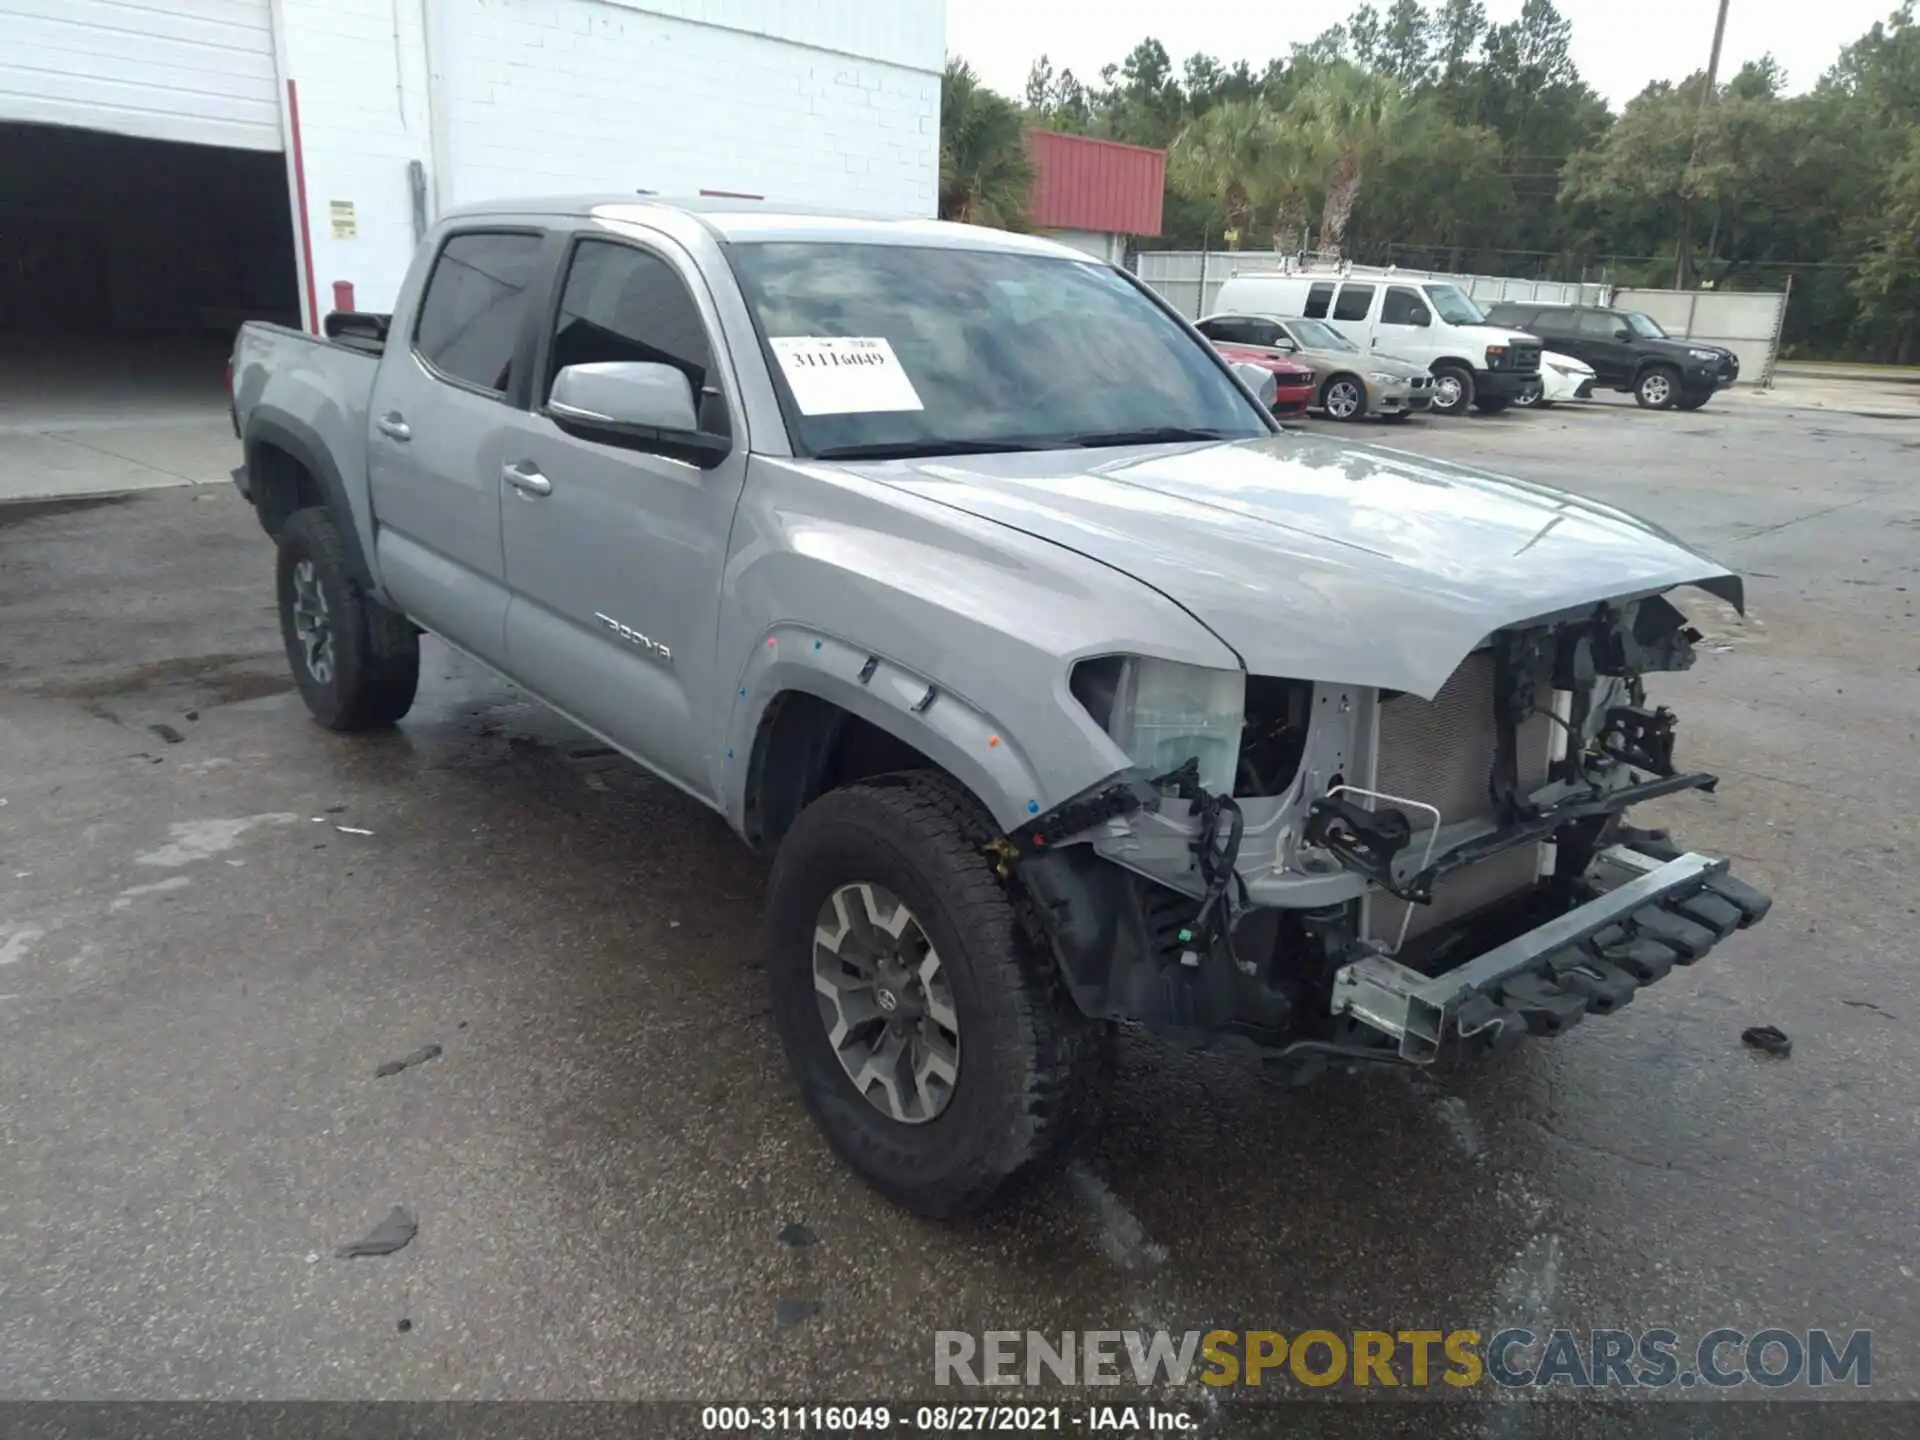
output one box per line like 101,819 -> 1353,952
1635,365 -> 1681,409
1429,362 -> 1475,417
275,507 -> 419,731
766,772 -> 1105,1218
1514,379 -> 1543,409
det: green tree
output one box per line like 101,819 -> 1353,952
1166,99 -> 1296,247
939,59 -> 1032,228
1851,131 -> 1920,360
1286,62 -> 1414,256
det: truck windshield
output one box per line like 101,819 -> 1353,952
1423,284 -> 1487,326
1289,318 -> 1358,352
1623,311 -> 1668,339
727,242 -> 1272,459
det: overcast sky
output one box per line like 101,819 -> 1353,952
946,0 -> 1899,110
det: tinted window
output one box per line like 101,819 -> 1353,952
1381,286 -> 1430,325
1243,319 -> 1285,347
1332,284 -> 1375,321
414,232 -> 543,394
1579,310 -> 1625,338
547,240 -> 728,433
727,243 -> 1268,458
1523,308 -> 1575,336
1199,317 -> 1255,346
1304,282 -> 1335,319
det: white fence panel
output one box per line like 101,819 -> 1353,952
1612,289 -> 1787,387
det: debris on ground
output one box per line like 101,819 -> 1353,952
775,1299 -> 822,1326
376,1044 -> 443,1078
397,1318 -> 413,1333
778,1222 -> 817,1249
335,1206 -> 418,1258
336,825 -> 374,836
306,1252 -> 321,1265
148,723 -> 185,744
325,805 -> 347,814
1741,1025 -> 1793,1057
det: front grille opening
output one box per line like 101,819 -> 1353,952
1235,676 -> 1313,797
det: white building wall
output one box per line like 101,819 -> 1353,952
275,0 -> 943,321
0,0 -> 280,150
434,0 -> 940,215
275,0 -> 437,325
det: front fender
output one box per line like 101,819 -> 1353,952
713,456 -> 1243,835
722,629 -> 1050,835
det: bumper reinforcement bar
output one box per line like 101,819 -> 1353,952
1329,845 -> 1771,1062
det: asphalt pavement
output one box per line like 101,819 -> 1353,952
0,389 -> 1916,1424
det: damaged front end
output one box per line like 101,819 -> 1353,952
1016,591 -> 1772,1070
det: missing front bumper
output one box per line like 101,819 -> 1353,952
1330,844 -> 1771,1062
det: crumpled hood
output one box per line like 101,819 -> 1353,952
842,435 -> 1742,698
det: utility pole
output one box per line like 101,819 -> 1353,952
1675,0 -> 1732,290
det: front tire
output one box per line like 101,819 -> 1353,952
1514,379 -> 1544,409
1635,365 -> 1681,409
1675,392 -> 1711,411
1320,375 -> 1366,421
276,507 -> 419,731
1474,394 -> 1513,414
1429,363 -> 1475,417
766,773 -> 1104,1218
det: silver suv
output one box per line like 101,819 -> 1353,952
230,198 -> 1770,1217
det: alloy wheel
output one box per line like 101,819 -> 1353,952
290,558 -> 335,684
813,882 -> 960,1124
1324,380 -> 1363,420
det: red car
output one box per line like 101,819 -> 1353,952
1212,341 -> 1317,418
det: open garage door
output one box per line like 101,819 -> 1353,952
0,0 -> 281,152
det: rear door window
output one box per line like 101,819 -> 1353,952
1304,282 -> 1335,319
1198,317 -> 1254,346
1332,284 -> 1375,322
413,232 -> 544,395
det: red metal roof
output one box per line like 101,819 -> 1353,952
1026,130 -> 1165,238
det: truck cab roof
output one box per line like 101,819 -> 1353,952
437,195 -> 1090,256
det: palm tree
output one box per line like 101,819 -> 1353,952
940,59 -> 1033,228
1167,100 -> 1282,248
1286,63 -> 1413,257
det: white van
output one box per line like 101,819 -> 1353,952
1211,273 -> 1543,417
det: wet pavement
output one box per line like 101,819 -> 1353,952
0,397 -> 1915,1421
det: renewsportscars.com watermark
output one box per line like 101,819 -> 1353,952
934,1328 -> 1872,1391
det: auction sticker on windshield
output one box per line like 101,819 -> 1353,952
769,336 -> 924,416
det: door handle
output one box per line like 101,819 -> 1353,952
503,463 -> 552,497
376,413 -> 411,442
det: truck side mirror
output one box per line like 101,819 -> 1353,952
1614,327 -> 1633,341
549,361 -> 731,468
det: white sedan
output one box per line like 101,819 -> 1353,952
1517,351 -> 1597,409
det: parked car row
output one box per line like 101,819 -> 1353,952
1189,271 -> 1741,421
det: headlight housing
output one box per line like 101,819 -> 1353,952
1687,347 -> 1721,362
1070,656 -> 1245,796
1367,371 -> 1398,386
1485,344 -> 1509,370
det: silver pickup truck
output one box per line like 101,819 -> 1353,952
230,196 -> 1770,1218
